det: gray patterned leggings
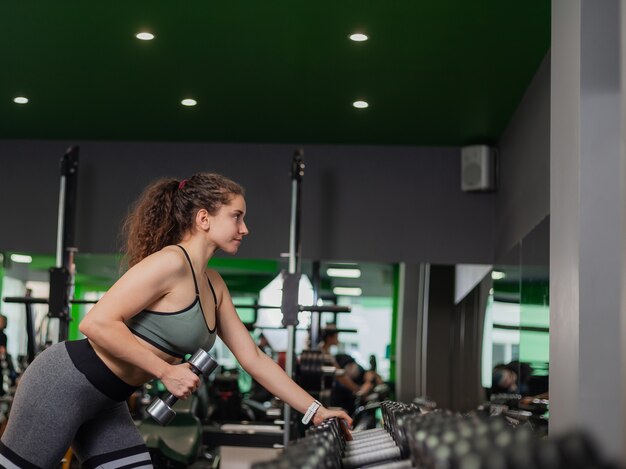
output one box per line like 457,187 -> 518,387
0,341 -> 152,469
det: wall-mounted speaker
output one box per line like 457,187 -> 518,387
461,145 -> 496,192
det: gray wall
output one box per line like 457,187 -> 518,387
1,51 -> 553,265
495,53 -> 551,261
0,141 -> 495,264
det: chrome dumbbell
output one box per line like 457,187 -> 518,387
147,349 -> 218,425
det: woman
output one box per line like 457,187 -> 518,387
0,173 -> 351,469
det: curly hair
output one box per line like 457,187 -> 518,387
122,173 -> 244,268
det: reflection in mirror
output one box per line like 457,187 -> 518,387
0,252 -> 395,384
480,217 -> 550,435
482,244 -> 522,396
0,252 -> 122,360
519,216 -> 549,399
250,260 -> 394,381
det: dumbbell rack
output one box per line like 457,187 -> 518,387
252,400 -> 616,469
252,402 -> 416,469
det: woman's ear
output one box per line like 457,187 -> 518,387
196,209 -> 211,231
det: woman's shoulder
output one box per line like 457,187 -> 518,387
111,246 -> 188,296
132,245 -> 188,275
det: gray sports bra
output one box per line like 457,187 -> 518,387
126,245 -> 217,358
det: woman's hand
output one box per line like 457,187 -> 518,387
312,406 -> 353,428
160,363 -> 200,399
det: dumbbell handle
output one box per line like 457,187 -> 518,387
161,361 -> 207,408
147,349 -> 218,425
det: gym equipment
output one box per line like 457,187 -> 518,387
252,402 -> 414,469
207,371 -> 261,422
351,384 -> 393,431
203,422 -> 284,451
140,395 -> 205,468
252,400 -> 616,469
279,150 -> 351,444
49,146 -> 79,342
479,393 -> 549,437
2,296 -> 98,363
3,146 -> 85,355
297,350 -> 337,403
147,349 -> 218,425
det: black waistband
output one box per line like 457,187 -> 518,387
0,441 -> 42,469
65,339 -> 138,402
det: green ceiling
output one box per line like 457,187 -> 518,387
0,1 -> 550,145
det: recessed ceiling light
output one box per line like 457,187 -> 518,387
353,100 -> 368,109
10,254 -> 32,263
13,97 -> 28,104
181,99 -> 197,107
491,271 -> 506,280
136,32 -> 155,41
327,268 -> 361,279
349,33 -> 368,42
333,287 -> 362,297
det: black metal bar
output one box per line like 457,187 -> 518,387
3,297 -> 49,305
65,299 -> 97,305
284,149 -> 305,445
290,150 -> 304,275
492,323 -> 549,333
233,304 -> 281,310
3,297 -> 98,305
299,305 -> 351,313
310,261 -> 321,349
48,267 -> 70,318
281,273 -> 301,327
53,146 -> 80,342
254,326 -> 358,334
24,290 -> 35,363
232,304 -> 350,313
57,146 -> 79,269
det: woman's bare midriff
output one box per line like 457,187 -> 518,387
89,336 -> 182,387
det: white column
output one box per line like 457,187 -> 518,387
551,0 -> 626,459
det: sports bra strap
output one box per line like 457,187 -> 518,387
206,273 -> 218,306
176,245 -> 199,296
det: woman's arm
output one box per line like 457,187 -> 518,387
209,270 -> 352,426
333,365 -> 383,398
79,248 -> 200,397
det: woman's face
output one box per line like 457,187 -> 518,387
209,194 -> 249,254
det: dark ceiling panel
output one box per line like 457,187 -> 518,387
0,1 -> 550,145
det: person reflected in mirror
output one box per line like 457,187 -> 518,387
491,361 -> 533,395
320,325 -> 383,414
491,364 -> 519,394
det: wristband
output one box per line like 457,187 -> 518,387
301,399 -> 322,424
